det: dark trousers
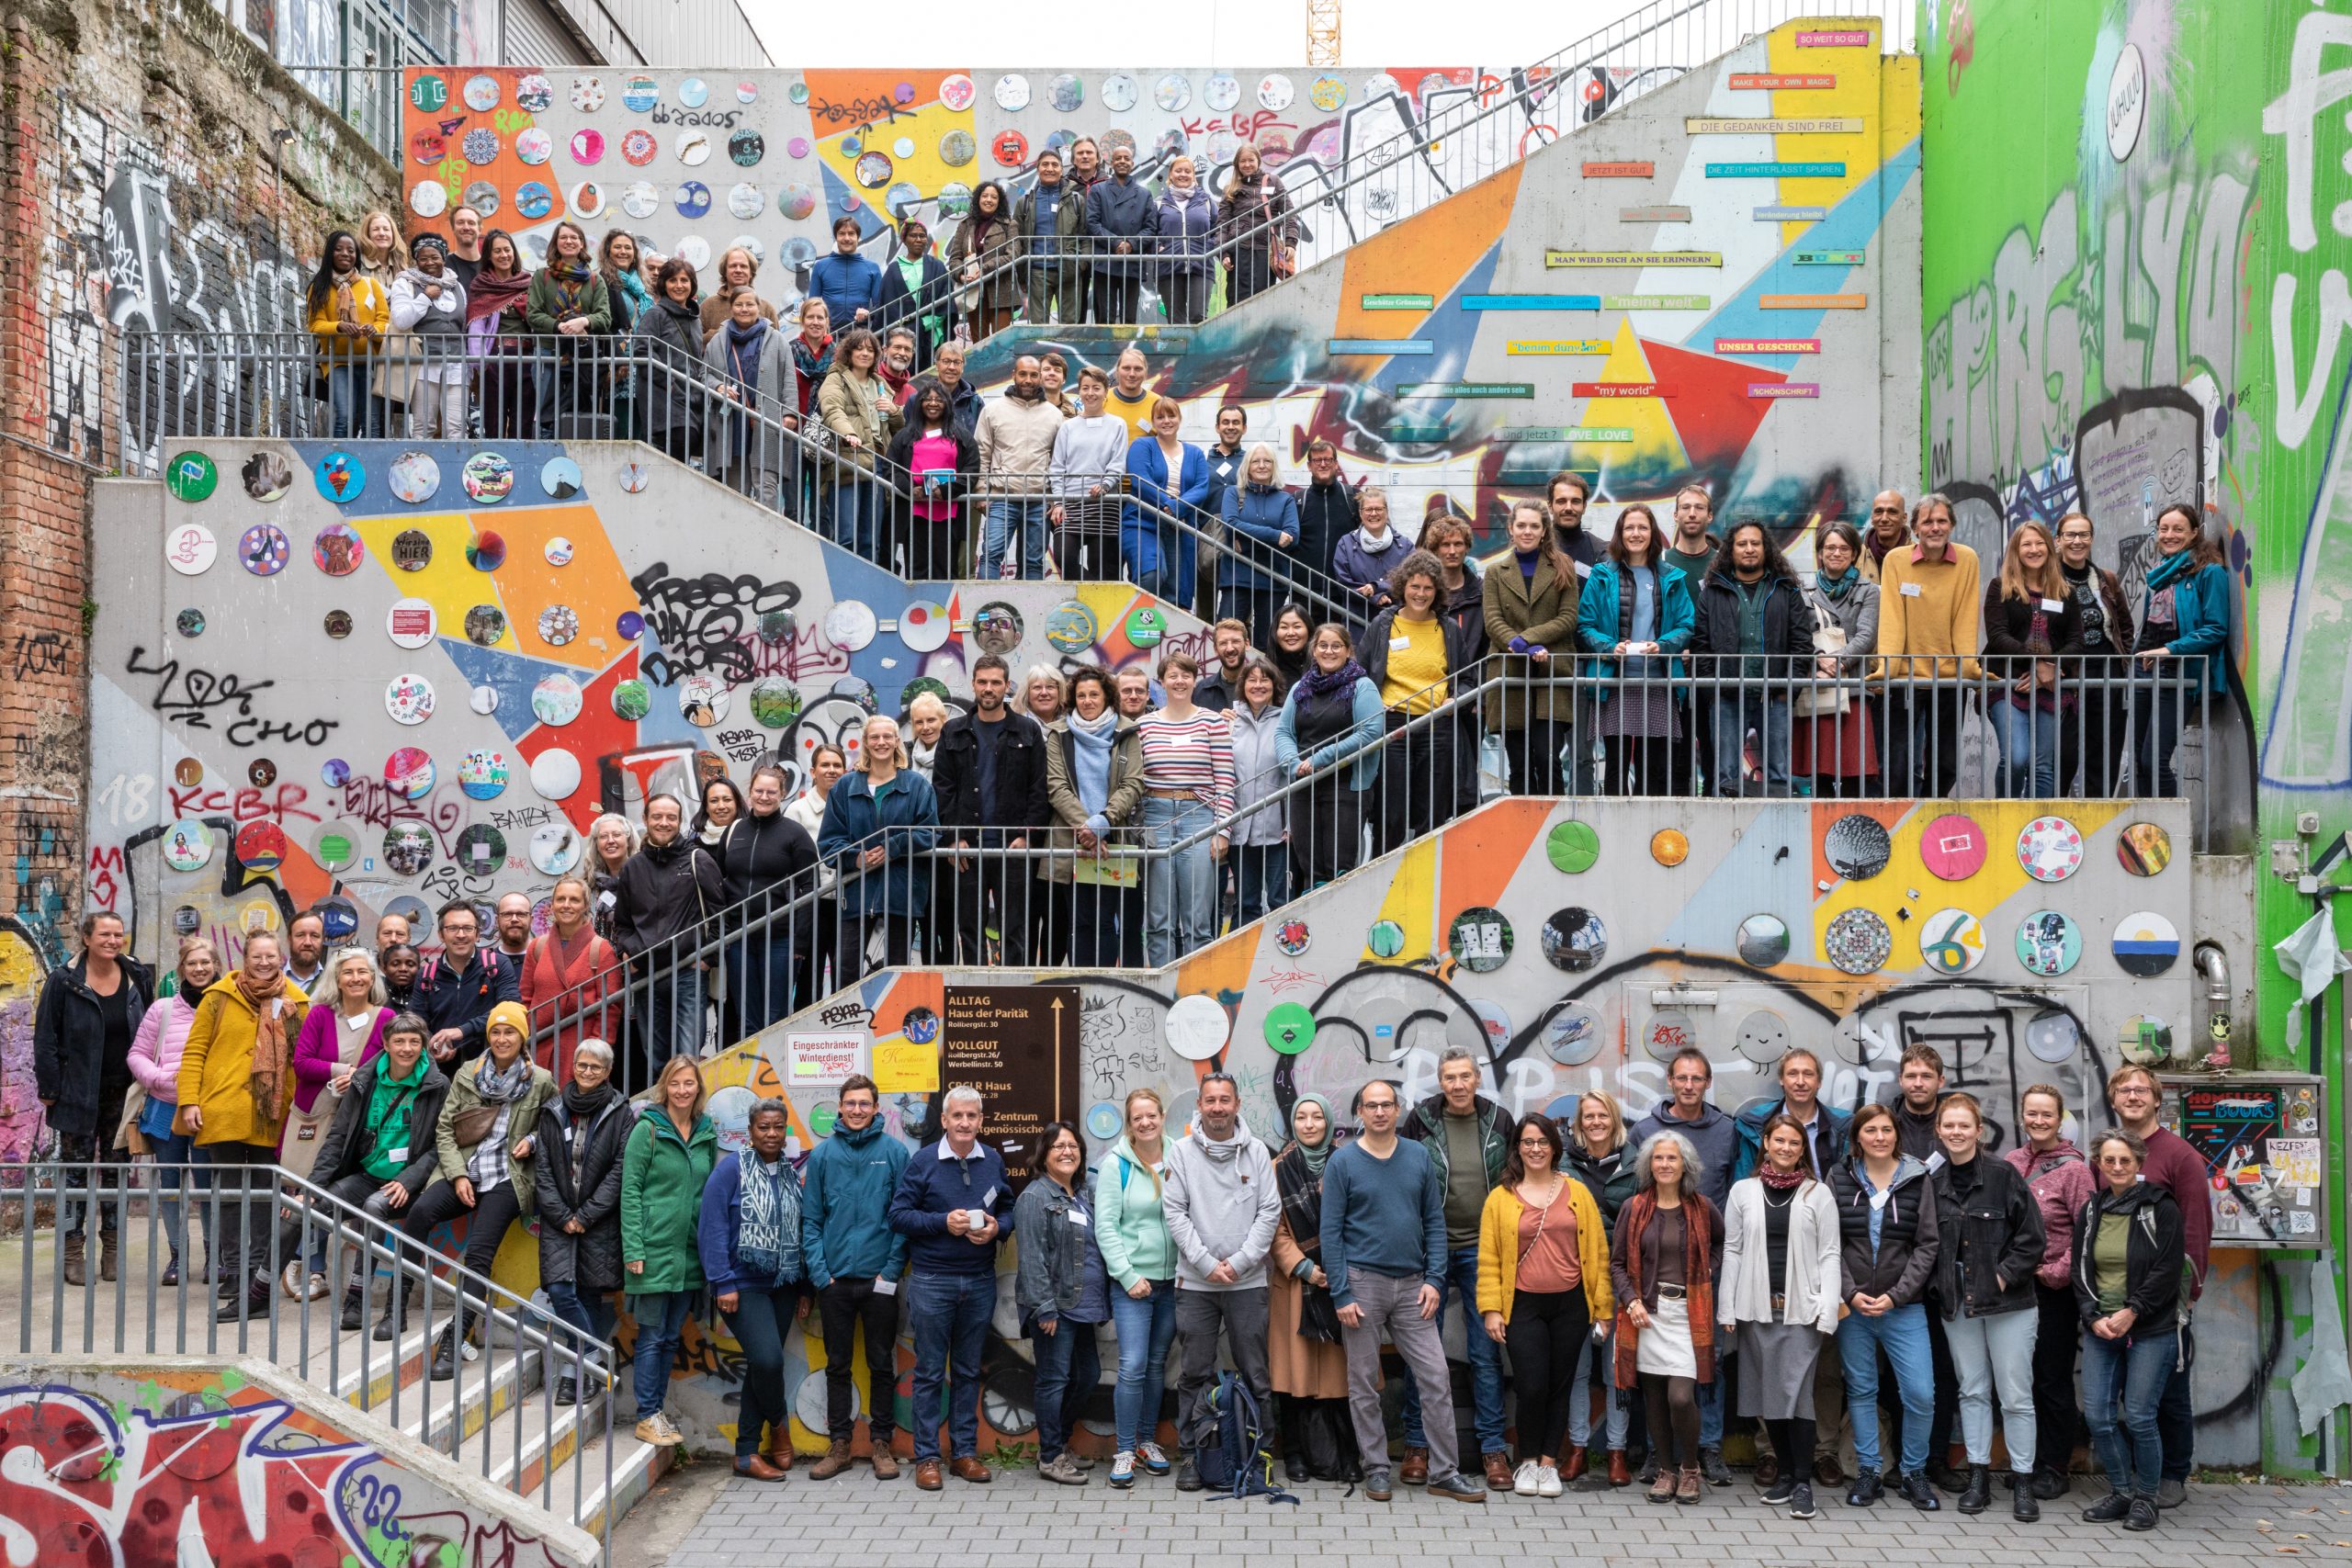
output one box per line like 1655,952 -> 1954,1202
1889,685 -> 1965,797
56,1078 -> 130,1237
1029,1314 -> 1102,1461
2030,1280 -> 2086,1474
2132,679 -> 2194,796
1058,880 -> 1128,967
1024,266 -> 1076,324
1172,1286 -> 1272,1450
1092,270 -> 1142,326
1052,526 -> 1120,584
203,1142 -> 277,1282
1376,712 -> 1459,855
1161,270 -> 1208,324
1288,777 -> 1361,894
2059,683 -> 2130,795
1216,586 -> 1280,648
1503,720 -> 1566,796
846,912 -> 916,978
942,854 -> 1033,966
1114,884 -> 1147,966
399,1177 -> 525,1337
723,1285 -> 803,1457
277,1170 -> 401,1295
2158,1322 -> 2195,1482
1505,1288 -> 1590,1462
818,1276 -> 902,1444
480,355 -> 533,439
1601,735 -> 1676,795
1227,247 -> 1279,307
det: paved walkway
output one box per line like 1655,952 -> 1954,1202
667,1468 -> 2352,1566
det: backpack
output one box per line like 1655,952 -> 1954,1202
1193,1372 -> 1297,1506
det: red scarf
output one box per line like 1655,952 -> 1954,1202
1611,1190 -> 1716,1388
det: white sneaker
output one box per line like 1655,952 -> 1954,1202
1137,1440 -> 1170,1474
1537,1463 -> 1562,1497
1513,1459 -> 1540,1496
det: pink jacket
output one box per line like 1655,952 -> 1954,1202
127,995 -> 199,1102
2006,1140 -> 2097,1289
290,1003 -> 391,1114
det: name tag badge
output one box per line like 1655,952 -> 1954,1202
982,1185 -> 999,1210
1900,581 -> 1923,597
2040,596 -> 2065,613
1389,636 -> 1411,651
1216,461 -> 1233,477
1573,560 -> 1592,579
389,1145 -> 408,1164
873,1277 -> 898,1296
296,1123 -> 317,1141
1068,1209 -> 1090,1227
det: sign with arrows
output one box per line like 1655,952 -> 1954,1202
943,984 -> 1082,1188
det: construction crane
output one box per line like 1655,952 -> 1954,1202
1306,0 -> 1340,65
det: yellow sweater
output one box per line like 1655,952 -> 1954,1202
1106,388 -> 1159,443
1874,541 -> 1983,680
1475,1179 -> 1615,1325
1383,614 -> 1449,713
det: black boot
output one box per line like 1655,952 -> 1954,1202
2012,1475 -> 2041,1521
371,1284 -> 410,1342
339,1289 -> 366,1334
429,1326 -> 459,1382
1958,1464 -> 1990,1514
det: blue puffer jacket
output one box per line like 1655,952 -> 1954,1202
2140,552 -> 2231,694
1217,479 -> 1301,591
1155,187 -> 1217,277
816,768 -> 940,919
1576,558 -> 1697,699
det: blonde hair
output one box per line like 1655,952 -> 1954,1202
653,1055 -> 708,1118
718,243 -> 760,282
1575,1089 -> 1628,1155
1122,1087 -> 1167,1191
357,209 -> 406,271
1242,441 -> 1280,481
175,936 -> 220,989
864,713 -> 905,770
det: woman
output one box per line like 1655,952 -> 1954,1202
599,229 -> 652,438
2131,502 -> 2230,796
1136,653 -> 1234,964
2007,1083 -> 2095,1498
177,931 -> 306,1316
1718,1112 -> 1842,1520
1274,623 -> 1383,895
817,327 -> 903,561
1483,500 -> 1581,795
1984,521 -> 2083,797
281,945 -> 392,1292
1694,520 -> 1812,797
380,942 -> 420,1012
1828,1101 -> 1942,1509
2053,513 -> 2136,795
786,745 -> 847,994
127,937 -> 218,1285
1794,520 -> 1881,798
304,230 -> 387,440
904,694 -> 946,779
704,287 -> 793,507
398,1001 -> 555,1375
31,911 -> 151,1290
1124,396 -> 1211,607
621,1055 -> 717,1448
388,234 -> 468,438
1226,658 -> 1290,929
1359,549 -> 1471,851
1565,1090 -> 1639,1483
1216,141 -> 1297,307
1931,1093 -> 2045,1517
534,1037 -> 633,1404
356,209 -> 409,436
1268,603 -> 1314,692
1610,1130 -> 1722,1506
694,776 -> 746,847
1216,444 -> 1301,654
883,377 -> 978,580
1477,1112 -> 1612,1497
1021,666 -> 1068,728
946,180 -> 1022,340
1044,665 -> 1145,967
587,813 -> 639,944
698,1098 -> 807,1481
787,297 -> 834,424
1270,1093 -> 1358,1483
1331,487 -> 1408,615
464,230 -> 535,438
2070,1129 -> 2182,1533
520,876 -> 625,1082
1577,502 -> 1695,796
636,256 -> 707,464
1421,512 -> 1488,665
697,245 -> 777,344
876,219 -> 953,370
816,714 -> 940,975
526,219 -> 613,438
1096,1089 -> 1178,1488
1155,156 -> 1216,325
297,1012 -> 447,1332
1013,1121 -> 1110,1485
718,764 -> 820,1036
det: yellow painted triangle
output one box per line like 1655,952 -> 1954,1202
1594,318 -> 1690,482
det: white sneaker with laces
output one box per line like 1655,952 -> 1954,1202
1513,1460 -> 1540,1496
1137,1440 -> 1170,1473
1537,1463 -> 1563,1497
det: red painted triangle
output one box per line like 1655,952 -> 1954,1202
1641,338 -> 1784,478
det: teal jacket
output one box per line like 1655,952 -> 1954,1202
1575,558 -> 1696,697
620,1111 -> 717,1294
2141,553 -> 2231,694
800,1119 -> 911,1287
1093,1134 -> 1177,1291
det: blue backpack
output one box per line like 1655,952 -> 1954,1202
1193,1371 -> 1297,1505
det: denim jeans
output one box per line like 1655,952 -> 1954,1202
1109,1278 -> 1178,1453
545,1280 -> 618,1364
1945,1307 -> 2039,1470
1142,796 -> 1215,967
908,1269 -> 994,1461
642,965 -> 707,1077
1698,1353 -> 1725,1448
2081,1325 -> 2175,1497
2132,675 -> 2190,796
1990,694 -> 2060,796
980,498 -> 1047,580
630,1289 -> 694,1417
1231,844 -> 1286,930
1712,691 -> 1792,795
325,363 -> 368,440
147,1128 -> 198,1263
1837,1302 -> 1934,1474
831,476 -> 882,562
1398,1245 -> 1507,1454
1028,1314 -> 1102,1461
1566,1321 -> 1630,1450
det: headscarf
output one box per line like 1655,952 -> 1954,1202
238,967 -> 293,1125
1273,1094 -> 1342,1343
1288,1092 -> 1334,1178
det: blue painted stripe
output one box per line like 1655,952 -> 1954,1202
1328,338 -> 1435,355
1461,294 -> 1603,310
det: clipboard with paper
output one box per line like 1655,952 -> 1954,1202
1071,847 -> 1143,887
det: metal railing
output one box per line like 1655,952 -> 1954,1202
7,1157 -> 616,1562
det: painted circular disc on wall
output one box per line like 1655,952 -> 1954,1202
1043,602 -> 1097,653
2016,910 -> 2084,976
1101,73 -> 1138,111
1124,607 -> 1166,648
514,128 -> 551,165
1447,907 -> 1513,973
238,524 -> 289,576
383,450 -> 438,505
938,73 -> 976,110
529,748 -> 582,799
1166,994 -> 1230,1060
385,598 -> 437,649
1650,828 -> 1688,866
384,746 -> 435,799
1086,1102 -> 1122,1142
673,178 -> 710,217
1736,913 -> 1790,968
621,129 -> 657,166
469,535 -> 505,576
518,178 -> 556,217
460,128 -> 501,165
166,451 -> 218,502
247,758 -> 276,788
322,610 -> 353,639
381,822 -> 434,875
1272,916 -> 1310,957
777,183 -> 816,220
462,73 -> 500,110
571,74 -> 604,111
390,530 -> 432,571
820,600 -> 877,652
1261,1001 -> 1315,1056
892,136 -> 916,160
531,674 -> 584,726
311,821 -> 362,873
2026,1009 -> 2084,1065
1204,73 -> 1241,111
993,73 -> 1030,110
175,758 -> 205,786
677,675 -> 729,727
1919,812 -> 1986,880
1366,919 -> 1406,959
611,680 -> 650,720
1545,818 -> 1599,874
529,820 -> 582,874
515,73 -> 552,111
175,608 -> 206,638
2118,1013 -> 2174,1066
1311,73 -> 1350,111
853,151 -> 892,187
1155,73 -> 1192,111
456,749 -> 509,801
385,674 -> 435,725
2117,821 -> 2172,876
898,601 -> 951,652
674,236 -> 710,270
1824,813 -> 1891,880
621,181 -> 661,219
162,821 -> 213,872
676,76 -> 708,107
1543,1003 -> 1605,1066
2017,816 -> 2084,882
1917,907 -> 1987,975
727,181 -> 763,220
569,181 -> 605,219
622,74 -> 658,112
461,451 -> 514,503
1824,908 -> 1892,975
1642,1009 -> 1698,1061
469,684 -> 500,715
991,130 -> 1028,168
969,603 -> 1023,656
2112,911 -> 2180,976
540,457 -> 583,500
729,128 -> 763,166
462,180 -> 501,218
748,678 -> 803,728
536,605 -> 579,648
1049,73 -> 1084,111
166,523 -> 216,574
1540,907 -> 1606,972
243,451 -> 292,502
1259,73 -> 1295,111
1735,1008 -> 1791,1066
408,74 -> 447,111
314,449 -> 366,502
308,523 -> 365,578
619,461 -> 650,494
453,825 -> 506,874
408,178 -> 447,219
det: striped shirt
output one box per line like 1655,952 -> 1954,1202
1136,708 -> 1235,816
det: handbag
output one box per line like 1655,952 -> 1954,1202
449,1103 -> 501,1149
1793,615 -> 1849,716
117,1082 -> 153,1157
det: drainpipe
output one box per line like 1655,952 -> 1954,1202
2193,942 -> 2232,1069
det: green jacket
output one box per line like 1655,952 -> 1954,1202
621,1111 -> 717,1293
434,1061 -> 558,1216
525,267 -> 614,336
1093,1134 -> 1176,1291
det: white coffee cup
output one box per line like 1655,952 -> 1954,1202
965,1208 -> 989,1232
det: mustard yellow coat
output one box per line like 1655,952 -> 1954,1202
1475,1177 -> 1615,1325
175,976 -> 311,1149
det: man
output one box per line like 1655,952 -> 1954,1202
879,326 -> 921,401
446,205 -> 483,295
1665,484 -> 1719,795
32,911 -> 153,1286
1629,1047 -> 1739,1483
2106,1065 -> 2211,1510
1295,439 -> 1356,594
1199,406 -> 1256,629
801,1073 -> 910,1480
887,1085 -> 1012,1489
1664,483 -> 1718,580
1863,488 -> 1910,578
1038,350 -> 1078,416
1084,144 -> 1157,327
411,899 -> 518,1071
1546,471 -> 1604,792
1193,620 -> 1252,713
975,355 -> 1062,581
1875,492 -> 1982,797
1115,664 -> 1155,720
1015,148 -> 1084,324
932,655 -> 1049,966
1894,1044 -> 1947,1162
374,911 -> 412,956
1883,1043 -> 1962,1491
931,341 -> 983,439
808,215 -> 881,329
493,892 -> 534,965
1322,1079 -> 1487,1505
606,795 -> 725,1074
1396,1047 -> 1516,1490
1161,1072 -> 1283,1491
281,911 -> 328,995
1104,344 -> 1158,439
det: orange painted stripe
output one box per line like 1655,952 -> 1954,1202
1335,163 -> 1526,339
1439,797 -> 1550,918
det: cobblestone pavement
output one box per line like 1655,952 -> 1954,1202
665,1465 -> 2352,1566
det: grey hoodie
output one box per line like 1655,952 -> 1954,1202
1628,1098 -> 1741,1212
1161,1115 -> 1282,1291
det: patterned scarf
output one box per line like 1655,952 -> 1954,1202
1611,1190 -> 1716,1388
736,1155 -> 803,1286
238,971 -> 292,1126
1295,657 -> 1368,702
546,259 -> 594,315
1758,1160 -> 1809,1191
472,1050 -> 534,1104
